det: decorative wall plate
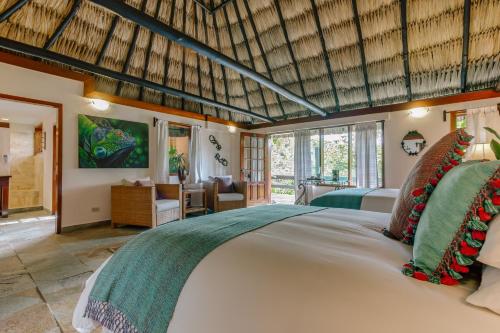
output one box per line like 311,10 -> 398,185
401,130 -> 426,156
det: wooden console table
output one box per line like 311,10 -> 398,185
0,176 -> 11,218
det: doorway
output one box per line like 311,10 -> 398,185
0,93 -> 62,233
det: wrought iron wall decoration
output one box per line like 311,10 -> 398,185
209,134 -> 229,166
401,130 -> 426,156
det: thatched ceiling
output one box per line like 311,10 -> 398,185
0,0 -> 499,124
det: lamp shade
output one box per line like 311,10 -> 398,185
467,143 -> 496,161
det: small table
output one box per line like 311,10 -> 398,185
182,188 -> 207,219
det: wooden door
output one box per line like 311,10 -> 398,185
240,133 -> 269,205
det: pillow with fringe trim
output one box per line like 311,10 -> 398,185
403,161 -> 500,286
386,129 -> 473,242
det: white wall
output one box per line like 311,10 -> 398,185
0,127 -> 9,175
0,62 -> 240,227
253,98 -> 500,188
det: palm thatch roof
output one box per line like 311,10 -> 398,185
0,0 -> 499,125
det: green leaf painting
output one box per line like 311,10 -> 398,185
78,114 -> 149,168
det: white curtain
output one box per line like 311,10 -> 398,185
189,125 -> 202,183
355,122 -> 378,188
466,106 -> 496,144
294,130 -> 312,197
153,119 -> 169,184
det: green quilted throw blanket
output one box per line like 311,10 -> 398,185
309,187 -> 375,209
84,204 -> 326,333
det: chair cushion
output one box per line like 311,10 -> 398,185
209,175 -> 234,193
155,199 -> 180,212
217,193 -> 244,202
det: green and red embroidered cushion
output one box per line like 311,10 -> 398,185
403,161 -> 500,286
388,129 -> 473,241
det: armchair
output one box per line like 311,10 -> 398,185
203,180 -> 247,212
111,184 -> 182,228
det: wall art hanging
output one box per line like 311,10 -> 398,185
78,114 -> 149,168
401,130 -> 426,156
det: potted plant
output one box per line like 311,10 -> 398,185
170,151 -> 189,185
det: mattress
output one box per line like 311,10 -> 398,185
73,208 -> 499,333
309,188 -> 399,213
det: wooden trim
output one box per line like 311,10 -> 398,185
249,89 -> 500,129
0,122 -> 9,128
0,92 -> 63,234
0,51 -> 250,129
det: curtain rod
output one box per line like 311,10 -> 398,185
266,119 -> 385,136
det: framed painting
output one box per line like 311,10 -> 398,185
78,114 -> 149,168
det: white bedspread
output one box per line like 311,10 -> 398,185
73,208 -> 499,333
360,188 -> 400,213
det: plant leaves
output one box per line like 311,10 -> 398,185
491,139 -> 500,160
485,127 -> 500,140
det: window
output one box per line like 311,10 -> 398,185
168,123 -> 191,174
270,121 -> 385,192
449,111 -> 466,131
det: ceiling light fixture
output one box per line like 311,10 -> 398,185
409,107 -> 429,118
90,99 -> 110,111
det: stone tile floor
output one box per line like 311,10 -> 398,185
0,211 -> 142,333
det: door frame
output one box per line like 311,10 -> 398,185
240,132 -> 270,205
0,93 -> 63,233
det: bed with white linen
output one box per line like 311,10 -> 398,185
73,208 -> 499,333
308,187 -> 400,213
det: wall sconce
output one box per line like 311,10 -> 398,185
90,99 -> 110,111
227,125 -> 236,133
409,107 -> 429,118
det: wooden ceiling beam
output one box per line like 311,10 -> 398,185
44,0 -> 82,50
161,0 -> 177,106
0,0 -> 29,23
223,6 -> 254,123
310,0 -> 340,112
95,16 -> 119,66
400,0 -> 412,100
248,89 -> 500,129
233,1 -> 270,118
0,37 -> 274,122
89,0 -> 327,117
351,0 -> 372,107
116,0 -> 147,96
139,0 -> 163,101
194,5 -> 205,115
202,9 -> 221,118
273,0 -> 308,115
212,6 -> 232,121
241,0 -> 286,117
460,0 -> 471,93
180,0 -> 187,110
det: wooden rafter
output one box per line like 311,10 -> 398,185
310,0 -> 340,111
161,0 -> 178,106
212,6 -> 232,121
44,0 -> 82,50
202,9 -> 220,118
460,0 -> 471,93
0,0 -> 29,23
241,0 -> 286,117
400,0 -> 412,100
351,0 -> 372,107
139,0 -> 163,101
232,1 -> 270,118
115,0 -> 146,95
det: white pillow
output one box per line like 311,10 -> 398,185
121,177 -> 153,186
477,214 -> 500,269
467,265 -> 500,315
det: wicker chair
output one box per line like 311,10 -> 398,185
111,184 -> 182,228
203,180 -> 247,212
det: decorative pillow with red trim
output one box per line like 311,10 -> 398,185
387,129 -> 473,241
403,161 -> 500,286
